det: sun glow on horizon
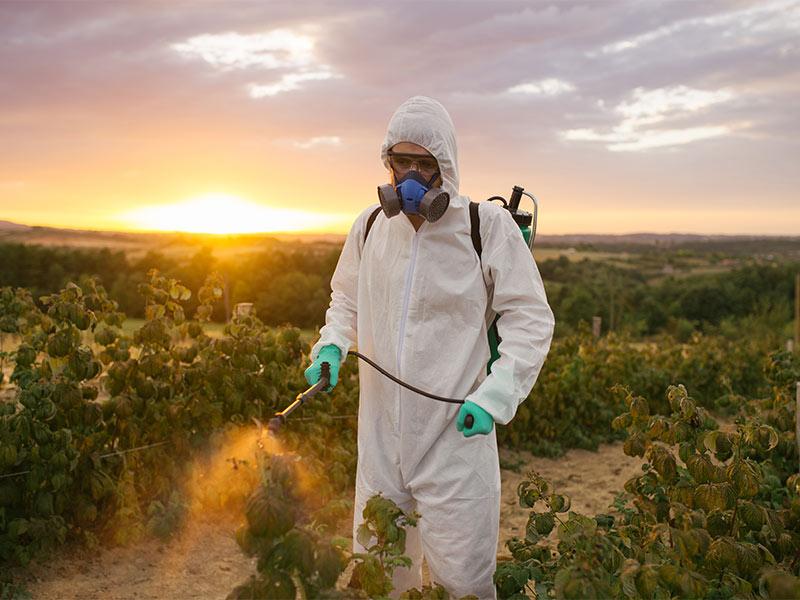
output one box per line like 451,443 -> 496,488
117,194 -> 347,234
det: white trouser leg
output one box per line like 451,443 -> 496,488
416,493 -> 500,600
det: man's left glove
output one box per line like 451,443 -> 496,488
456,401 -> 494,438
304,345 -> 341,392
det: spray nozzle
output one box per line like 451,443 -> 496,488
266,414 -> 285,435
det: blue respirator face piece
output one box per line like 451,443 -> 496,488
396,171 -> 433,215
377,171 -> 450,223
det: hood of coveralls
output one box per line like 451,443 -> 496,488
380,96 -> 460,202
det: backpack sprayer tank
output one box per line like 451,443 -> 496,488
486,186 -> 538,373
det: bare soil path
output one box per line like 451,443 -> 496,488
15,441 -> 642,599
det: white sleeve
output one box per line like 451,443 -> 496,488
465,212 -> 555,425
309,207 -> 375,363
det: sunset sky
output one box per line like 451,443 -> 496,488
1,1 -> 798,235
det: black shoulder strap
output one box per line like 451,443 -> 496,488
363,207 -> 382,247
471,201 -> 497,347
469,201 -> 482,259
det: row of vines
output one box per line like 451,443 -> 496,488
496,355 -> 800,599
0,272 -> 363,596
1,273 -> 799,598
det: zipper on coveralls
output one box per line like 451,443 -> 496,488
396,229 -> 421,422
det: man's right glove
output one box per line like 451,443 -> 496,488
304,345 -> 341,392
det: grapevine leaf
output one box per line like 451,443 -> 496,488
550,493 -> 571,513
534,512 -> 555,536
630,397 -> 650,420
624,432 -> 649,458
765,428 -> 779,451
764,508 -> 785,539
735,542 -> 760,578
689,528 -> 711,556
727,460 -> 760,499
703,431 -> 724,452
679,570 -> 708,598
658,563 -> 682,591
707,537 -> 737,572
672,528 -> 698,560
719,484 -> 737,510
635,564 -> 659,599
525,517 -> 544,544
8,518 -> 29,541
686,454 -> 713,484
679,397 -> 696,419
619,558 -> 640,599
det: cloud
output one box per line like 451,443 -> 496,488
563,85 -> 736,151
507,78 -> 576,97
172,30 -> 314,71
171,27 -> 341,97
249,71 -> 340,98
565,125 -> 731,152
598,0 -> 800,56
618,86 -> 733,123
293,136 -> 342,149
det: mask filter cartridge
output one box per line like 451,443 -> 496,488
377,171 -> 450,223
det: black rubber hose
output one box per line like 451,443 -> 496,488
346,350 -> 474,429
347,350 -> 464,405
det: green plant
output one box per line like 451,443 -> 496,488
228,450 -> 351,600
0,577 -> 30,600
499,325 -> 772,455
350,494 -> 420,597
496,379 -> 800,599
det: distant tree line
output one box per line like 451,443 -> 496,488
0,241 -> 797,338
540,255 -> 799,341
0,242 -> 339,329
537,236 -> 800,256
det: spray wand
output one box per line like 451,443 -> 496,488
267,362 -> 331,434
266,356 -> 476,432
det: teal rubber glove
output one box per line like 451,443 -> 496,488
456,401 -> 494,438
304,345 -> 340,392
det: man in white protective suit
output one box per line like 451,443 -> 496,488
304,96 -> 554,598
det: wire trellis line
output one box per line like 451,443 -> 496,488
0,440 -> 172,480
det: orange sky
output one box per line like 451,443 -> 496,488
1,2 -> 799,235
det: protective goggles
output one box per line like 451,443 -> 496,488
387,150 -> 440,177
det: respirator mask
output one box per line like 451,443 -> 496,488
377,150 -> 450,223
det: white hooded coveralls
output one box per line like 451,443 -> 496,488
311,96 -> 554,598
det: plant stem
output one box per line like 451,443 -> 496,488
728,501 -> 738,537
789,548 -> 800,571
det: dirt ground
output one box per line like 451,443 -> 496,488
15,442 -> 642,599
